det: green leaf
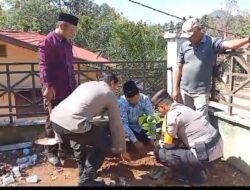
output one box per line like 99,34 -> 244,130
138,115 -> 147,125
147,116 -> 155,123
154,116 -> 161,123
142,123 -> 150,130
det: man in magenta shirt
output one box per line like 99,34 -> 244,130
38,13 -> 78,166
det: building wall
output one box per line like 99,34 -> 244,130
0,40 -> 37,62
209,110 -> 250,177
0,40 -> 99,121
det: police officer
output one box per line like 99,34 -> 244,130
49,73 -> 130,186
151,89 -> 223,185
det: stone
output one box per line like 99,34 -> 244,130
26,175 -> 38,184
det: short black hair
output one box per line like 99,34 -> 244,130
123,80 -> 139,98
151,89 -> 173,109
100,73 -> 118,84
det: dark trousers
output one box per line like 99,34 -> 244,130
51,122 -> 112,185
155,147 -> 211,184
43,98 -> 66,155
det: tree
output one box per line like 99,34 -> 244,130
239,12 -> 250,37
200,0 -> 248,38
0,5 -> 7,29
0,0 -> 166,61
107,20 -> 165,61
1,0 -> 59,33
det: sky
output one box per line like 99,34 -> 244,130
94,0 -> 250,24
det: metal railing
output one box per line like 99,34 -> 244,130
0,60 -> 169,124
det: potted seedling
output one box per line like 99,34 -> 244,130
138,113 -> 163,147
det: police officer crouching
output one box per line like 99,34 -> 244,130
151,89 -> 223,185
49,73 -> 130,186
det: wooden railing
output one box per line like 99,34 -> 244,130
0,60 -> 169,124
211,51 -> 250,115
2,52 -> 248,125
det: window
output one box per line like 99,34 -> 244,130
0,45 -> 7,57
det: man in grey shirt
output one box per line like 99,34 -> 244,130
50,73 -> 130,186
151,89 -> 223,185
173,18 -> 250,120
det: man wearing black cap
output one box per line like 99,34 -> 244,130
118,80 -> 154,154
151,89 -> 223,185
38,13 -> 79,166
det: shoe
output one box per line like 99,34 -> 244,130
79,179 -> 106,187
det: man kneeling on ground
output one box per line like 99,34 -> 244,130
118,80 -> 154,154
49,73 -> 131,186
151,89 -> 223,185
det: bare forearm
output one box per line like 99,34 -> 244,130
223,37 -> 250,50
174,67 -> 182,91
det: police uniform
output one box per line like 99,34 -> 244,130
156,102 -> 223,184
50,81 -> 126,186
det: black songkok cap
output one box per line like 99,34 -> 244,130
58,13 -> 79,26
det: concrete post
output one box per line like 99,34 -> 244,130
164,32 -> 186,95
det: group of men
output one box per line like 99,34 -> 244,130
38,13 -> 250,186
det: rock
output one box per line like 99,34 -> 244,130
26,175 -> 38,184
2,174 -> 15,186
51,176 -> 57,181
12,166 -> 22,178
147,151 -> 154,156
